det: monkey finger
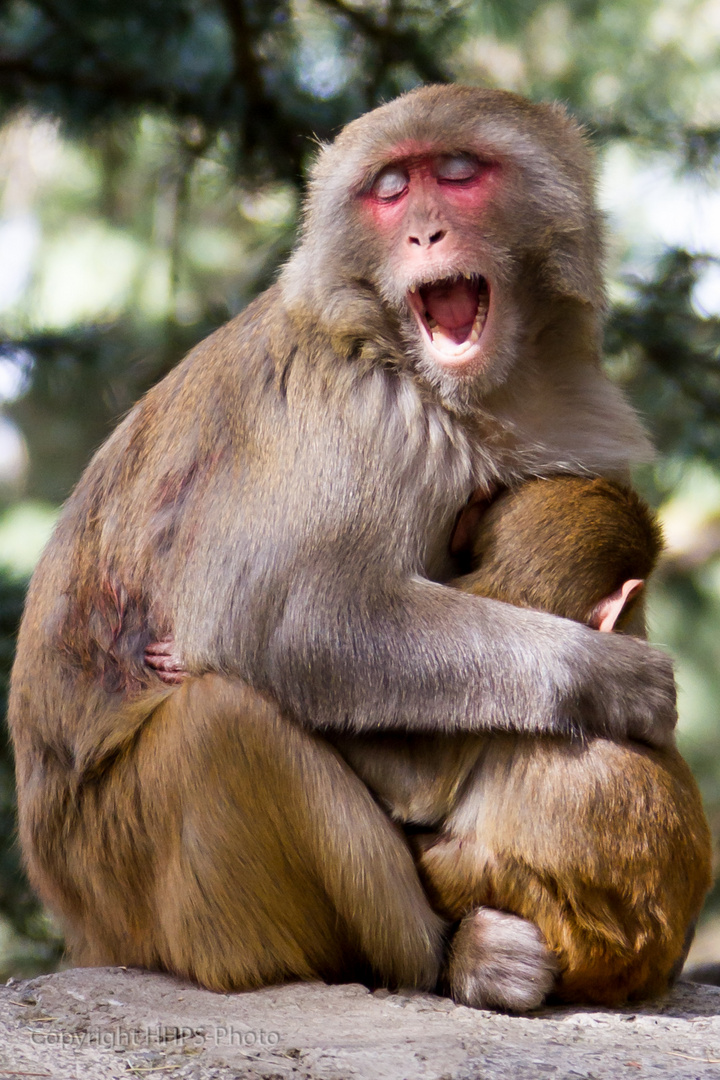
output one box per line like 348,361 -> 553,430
146,654 -> 185,671
146,656 -> 184,672
145,650 -> 180,667
145,638 -> 176,657
620,645 -> 677,748
145,644 -> 188,683
146,663 -> 186,685
575,632 -> 678,749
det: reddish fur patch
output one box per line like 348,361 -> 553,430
154,461 -> 200,511
60,574 -> 153,697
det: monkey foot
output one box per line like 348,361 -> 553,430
446,907 -> 558,1012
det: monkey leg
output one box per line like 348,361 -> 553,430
60,675 -> 446,993
416,735 -> 712,1006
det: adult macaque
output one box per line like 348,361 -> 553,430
336,477 -> 712,1006
9,86 -> 677,1009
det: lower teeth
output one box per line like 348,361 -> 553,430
430,310 -> 486,351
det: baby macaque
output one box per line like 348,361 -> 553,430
339,476 -> 712,1005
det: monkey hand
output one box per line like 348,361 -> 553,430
565,625 -> 677,749
145,637 -> 188,685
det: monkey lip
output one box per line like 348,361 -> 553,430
407,275 -> 490,371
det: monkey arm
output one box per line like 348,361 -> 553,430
253,569 -> 676,748
145,582 -> 676,750
43,307 -> 673,753
129,394 -> 676,750
144,540 -> 676,749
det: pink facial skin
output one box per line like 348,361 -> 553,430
358,144 -> 501,377
359,147 -> 498,226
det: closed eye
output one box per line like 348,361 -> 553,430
435,153 -> 483,184
371,165 -> 410,201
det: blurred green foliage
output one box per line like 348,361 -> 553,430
1,0 -> 720,975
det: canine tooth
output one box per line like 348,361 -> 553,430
463,272 -> 471,280
410,285 -> 416,294
469,327 -> 480,343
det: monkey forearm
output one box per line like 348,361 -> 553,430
258,576 -> 676,748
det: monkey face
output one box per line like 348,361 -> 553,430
281,85 -> 605,410
350,143 -> 524,406
359,152 -> 498,381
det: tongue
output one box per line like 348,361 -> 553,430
423,279 -> 478,331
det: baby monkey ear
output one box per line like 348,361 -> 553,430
588,579 -> 645,633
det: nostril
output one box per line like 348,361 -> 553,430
408,230 -> 446,247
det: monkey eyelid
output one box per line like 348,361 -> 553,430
368,165 -> 410,201
434,153 -> 485,183
359,154 -> 494,199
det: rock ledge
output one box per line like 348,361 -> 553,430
1,966 -> 719,1079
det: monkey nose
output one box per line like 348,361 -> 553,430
408,229 -> 446,247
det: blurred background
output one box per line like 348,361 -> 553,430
0,0 -> 719,979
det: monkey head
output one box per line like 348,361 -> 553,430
281,85 -> 605,411
460,476 -> 664,636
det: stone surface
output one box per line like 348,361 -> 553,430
0,967 -> 719,1079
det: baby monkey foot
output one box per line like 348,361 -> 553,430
446,906 -> 557,1012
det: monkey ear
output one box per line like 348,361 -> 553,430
588,579 -> 645,633
450,485 -> 498,557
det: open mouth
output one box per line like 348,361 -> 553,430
407,274 -> 490,368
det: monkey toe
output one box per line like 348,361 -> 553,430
446,907 -> 558,1012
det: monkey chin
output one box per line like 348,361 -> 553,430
407,273 -> 491,378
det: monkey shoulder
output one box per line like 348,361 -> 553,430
494,363 -> 654,478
